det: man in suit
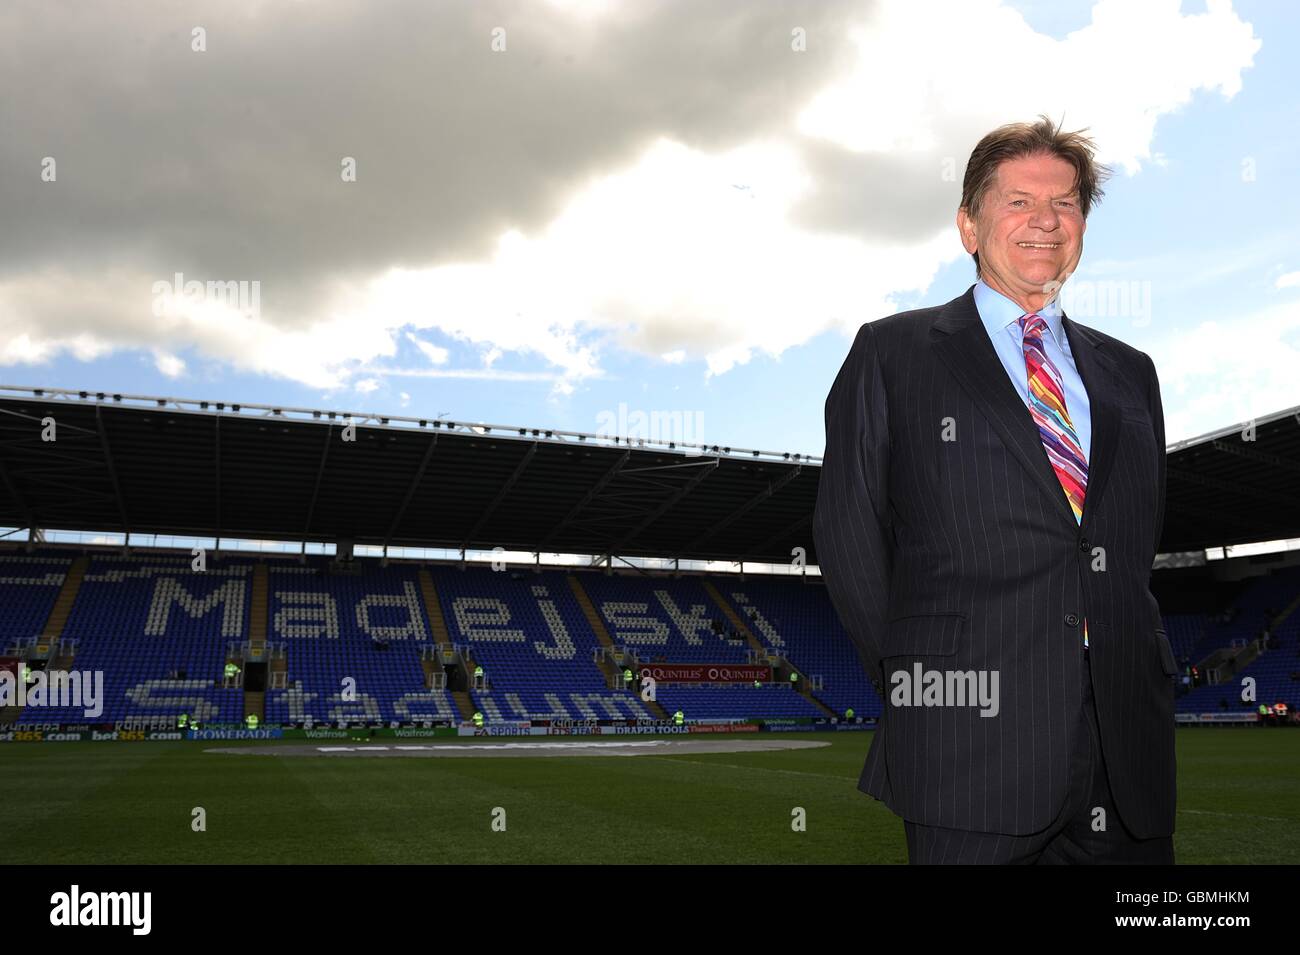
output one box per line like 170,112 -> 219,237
813,116 -> 1175,864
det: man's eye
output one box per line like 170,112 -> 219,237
1011,200 -> 1027,207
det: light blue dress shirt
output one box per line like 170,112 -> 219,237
972,279 -> 1092,466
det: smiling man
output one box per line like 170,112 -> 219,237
814,116 -> 1175,864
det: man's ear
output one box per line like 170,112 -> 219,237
956,207 -> 979,255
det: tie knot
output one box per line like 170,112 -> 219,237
1019,312 -> 1046,336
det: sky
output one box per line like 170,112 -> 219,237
1,0 -> 1293,461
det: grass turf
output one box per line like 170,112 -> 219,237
2,729 -> 1297,864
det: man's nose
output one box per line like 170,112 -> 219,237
1028,205 -> 1061,231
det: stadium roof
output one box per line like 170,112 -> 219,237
1161,403 -> 1300,552
0,386 -> 819,565
0,386 -> 1296,563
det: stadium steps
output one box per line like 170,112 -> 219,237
593,654 -> 621,690
48,644 -> 76,672
700,579 -> 766,656
566,572 -> 667,716
415,569 -> 454,692
250,564 -> 290,687
450,689 -> 475,720
40,555 -> 87,640
565,572 -> 621,688
249,564 -> 268,641
702,578 -> 838,718
566,574 -> 615,647
3,553 -> 84,724
244,690 -> 265,721
268,653 -> 287,688
1271,592 -> 1300,631
420,654 -> 447,689
786,666 -> 838,719
417,569 -> 452,644
462,647 -> 483,688
0,666 -> 21,725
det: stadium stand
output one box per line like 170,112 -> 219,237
23,554 -> 249,724
430,566 -> 653,722
713,576 -> 880,718
0,552 -> 70,644
3,545 -> 1299,726
2,388 -> 1299,731
265,560 -> 459,725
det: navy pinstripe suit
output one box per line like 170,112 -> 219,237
813,284 -> 1176,842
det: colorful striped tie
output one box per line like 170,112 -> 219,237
1020,312 -> 1091,647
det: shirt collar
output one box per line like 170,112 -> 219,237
973,278 -> 1067,349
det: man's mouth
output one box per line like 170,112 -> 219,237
1017,242 -> 1062,249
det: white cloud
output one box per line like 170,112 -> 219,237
1155,299 -> 1300,443
405,332 -> 450,366
354,377 -> 381,394
1276,271 -> 1300,289
0,333 -> 50,364
799,0 -> 1260,174
370,366 -> 563,383
327,138 -> 954,387
0,0 -> 1261,399
292,0 -> 1258,387
0,266 -> 396,388
153,351 -> 186,378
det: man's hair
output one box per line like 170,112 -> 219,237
959,114 -> 1112,276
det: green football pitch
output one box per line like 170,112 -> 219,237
4,730 -> 1297,864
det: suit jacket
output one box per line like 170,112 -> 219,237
813,284 -> 1176,838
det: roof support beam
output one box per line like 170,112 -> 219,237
1209,439 -> 1300,473
0,437 -> 32,531
602,456 -> 718,560
537,449 -> 631,553
214,413 -> 222,548
94,405 -> 130,535
742,513 -> 811,565
302,423 -> 334,546
679,465 -> 801,554
460,442 -> 537,551
384,434 -> 439,549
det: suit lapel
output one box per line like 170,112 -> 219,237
1060,313 -> 1120,534
930,286 -> 1121,533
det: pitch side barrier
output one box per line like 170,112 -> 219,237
0,716 -> 877,741
1176,712 -> 1283,726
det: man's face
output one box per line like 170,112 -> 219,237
957,152 -> 1086,304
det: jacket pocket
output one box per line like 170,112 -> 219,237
1155,628 -> 1178,676
882,612 -> 965,658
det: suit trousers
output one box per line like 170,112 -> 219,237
903,651 -> 1175,864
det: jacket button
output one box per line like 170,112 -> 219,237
1078,538 -> 1090,552
1065,613 -> 1080,627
